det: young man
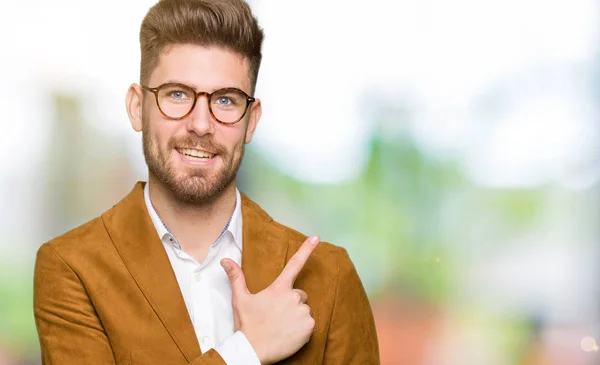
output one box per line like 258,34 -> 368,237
33,0 -> 379,364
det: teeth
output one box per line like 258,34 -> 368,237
178,148 -> 214,159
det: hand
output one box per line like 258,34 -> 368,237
221,235 -> 320,365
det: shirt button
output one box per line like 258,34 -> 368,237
194,273 -> 201,282
201,337 -> 213,348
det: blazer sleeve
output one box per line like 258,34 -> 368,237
33,243 -> 227,365
322,248 -> 380,364
34,243 -> 118,364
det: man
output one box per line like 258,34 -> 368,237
33,0 -> 379,364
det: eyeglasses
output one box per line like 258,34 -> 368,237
141,83 -> 256,124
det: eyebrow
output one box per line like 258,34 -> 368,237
161,79 -> 197,88
159,80 -> 246,93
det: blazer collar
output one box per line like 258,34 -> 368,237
101,182 -> 289,359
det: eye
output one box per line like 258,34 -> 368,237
215,96 -> 233,105
158,85 -> 193,103
212,89 -> 246,108
168,90 -> 190,100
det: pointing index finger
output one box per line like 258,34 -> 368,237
275,235 -> 320,288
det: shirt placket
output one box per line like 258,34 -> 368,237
187,240 -> 226,352
149,191 -> 238,353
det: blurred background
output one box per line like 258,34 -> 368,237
1,0 -> 599,364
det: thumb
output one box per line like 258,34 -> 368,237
221,258 -> 249,298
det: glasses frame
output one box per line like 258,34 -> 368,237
141,83 -> 256,124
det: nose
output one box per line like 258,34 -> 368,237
185,93 -> 215,137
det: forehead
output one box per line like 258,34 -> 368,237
149,44 -> 252,93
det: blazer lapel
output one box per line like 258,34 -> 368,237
240,193 -> 289,294
101,182 -> 201,362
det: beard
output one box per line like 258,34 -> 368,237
142,117 -> 245,205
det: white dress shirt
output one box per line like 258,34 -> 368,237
143,183 -> 260,365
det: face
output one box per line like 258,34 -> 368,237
127,44 -> 261,205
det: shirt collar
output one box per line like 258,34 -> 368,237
229,188 -> 243,249
143,182 -> 243,251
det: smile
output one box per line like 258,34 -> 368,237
176,148 -> 216,161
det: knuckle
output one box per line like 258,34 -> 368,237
228,268 -> 242,281
269,282 -> 283,292
306,317 -> 316,331
302,303 -> 311,315
288,256 -> 302,268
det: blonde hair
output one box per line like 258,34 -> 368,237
140,0 -> 264,92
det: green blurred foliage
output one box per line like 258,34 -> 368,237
0,262 -> 37,354
241,128 -> 547,308
247,136 -> 450,298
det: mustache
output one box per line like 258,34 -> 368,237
168,135 -> 227,155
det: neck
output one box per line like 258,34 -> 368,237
147,176 -> 237,256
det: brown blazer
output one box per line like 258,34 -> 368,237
34,182 -> 380,364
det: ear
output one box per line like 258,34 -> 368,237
244,98 -> 262,144
126,83 -> 144,132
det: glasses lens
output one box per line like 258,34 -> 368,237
210,89 -> 249,123
157,84 -> 195,119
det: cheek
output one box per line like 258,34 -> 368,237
227,131 -> 247,155
215,125 -> 245,149
145,108 -> 175,141
148,122 -> 178,153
